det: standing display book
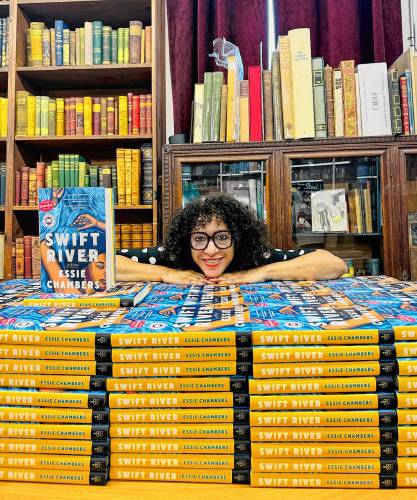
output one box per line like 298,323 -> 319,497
38,188 -> 115,293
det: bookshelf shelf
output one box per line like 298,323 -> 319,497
15,135 -> 153,146
295,232 -> 383,237
16,64 -> 152,90
13,206 -> 37,210
115,205 -> 152,210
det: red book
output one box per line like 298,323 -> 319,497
15,170 -> 21,205
145,94 -> 152,134
139,95 -> 146,134
92,97 -> 101,135
69,97 -> 76,135
248,66 -> 263,141
114,100 -> 119,135
400,76 -> 410,135
23,235 -> 32,279
64,98 -> 71,135
132,95 -> 140,134
127,92 -> 133,134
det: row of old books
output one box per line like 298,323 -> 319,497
12,236 -> 40,280
0,17 -> 9,67
1,277 -> 417,484
15,92 -> 152,137
14,146 -> 153,207
115,223 -> 153,250
26,20 -> 151,67
193,27 -> 399,144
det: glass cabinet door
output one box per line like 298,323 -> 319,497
406,155 -> 417,280
290,156 -> 382,275
181,160 -> 267,221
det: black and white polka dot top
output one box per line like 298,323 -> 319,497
116,246 -> 316,266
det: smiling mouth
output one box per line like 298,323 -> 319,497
202,258 -> 223,266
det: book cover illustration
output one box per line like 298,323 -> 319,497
0,279 -> 41,295
311,189 -> 348,232
38,187 -> 115,294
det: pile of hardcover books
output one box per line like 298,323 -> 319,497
0,305 -> 113,485
241,279 -> 398,489
107,283 -> 252,484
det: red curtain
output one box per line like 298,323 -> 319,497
167,0 -> 267,134
274,0 -> 403,68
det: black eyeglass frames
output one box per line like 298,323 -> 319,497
190,231 -> 233,250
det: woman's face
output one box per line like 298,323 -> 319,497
86,253 -> 106,290
190,218 -> 235,278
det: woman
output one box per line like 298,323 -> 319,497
116,193 -> 347,285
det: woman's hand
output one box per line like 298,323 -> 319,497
163,269 -> 213,285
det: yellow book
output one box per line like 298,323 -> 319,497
109,392 -> 238,408
0,453 -> 101,470
131,149 -> 140,205
279,35 -> 294,139
398,426 -> 417,441
111,453 -> 238,469
112,345 -> 237,363
110,423 -> 237,439
111,330 -> 244,347
251,443 -> 385,458
340,60 -> 357,136
112,360 -> 240,377
0,345 -> 101,361
239,80 -> 249,142
110,467 -> 243,483
0,468 -> 106,485
0,423 -> 102,440
397,377 -> 417,392
0,438 -> 100,456
56,97 -> 65,136
0,98 -> 7,137
398,358 -> 417,375
107,376 -> 241,393
0,406 -> 96,424
251,458 -> 384,474
124,149 -> 132,205
40,96 -> 49,136
83,96 -> 92,135
116,148 -> 126,205
0,373 -> 99,390
250,427 -> 389,443
110,438 -> 239,454
252,329 -> 388,345
30,23 -> 44,67
141,29 -> 145,64
16,91 -> 29,136
0,389 -> 98,408
288,28 -> 315,138
0,359 -> 104,376
110,408 -> 237,424
250,409 -> 392,427
226,55 -> 239,142
397,392 -> 417,408
0,331 -> 100,347
193,83 -> 204,143
119,96 -> 128,135
251,472 -> 390,488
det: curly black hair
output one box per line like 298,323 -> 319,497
163,193 -> 272,272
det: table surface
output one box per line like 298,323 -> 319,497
0,481 -> 417,500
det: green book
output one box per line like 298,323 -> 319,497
123,27 -> 129,64
64,154 -> 70,187
69,154 -> 75,186
79,161 -> 87,187
117,28 -> 124,64
48,98 -> 56,136
211,72 -> 224,142
102,26 -> 111,64
89,165 -> 98,187
80,27 -> 85,65
202,72 -> 213,142
312,57 -> 327,138
271,51 -> 284,141
84,173 -> 90,187
92,21 -> 103,65
35,96 -> 41,136
58,154 -> 65,187
52,160 -> 60,188
40,96 -> 49,136
111,30 -> 118,64
46,165 -> 52,188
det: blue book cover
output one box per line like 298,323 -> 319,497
38,187 -> 115,294
54,20 -> 68,66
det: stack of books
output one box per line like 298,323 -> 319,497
15,92 -> 152,137
0,306 -> 113,485
13,237 -> 41,280
240,279 -> 398,489
26,20 -> 151,67
107,283 -> 251,484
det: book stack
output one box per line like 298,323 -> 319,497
240,280 -> 398,489
13,237 -> 41,280
26,20 -> 151,67
0,306 -> 114,485
107,283 -> 251,484
115,223 -> 153,250
0,16 -> 9,67
15,92 -> 152,137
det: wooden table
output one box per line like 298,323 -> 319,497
0,481 -> 416,500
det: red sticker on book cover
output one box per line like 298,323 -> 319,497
39,200 -> 54,212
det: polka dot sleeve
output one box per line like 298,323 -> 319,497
260,247 -> 316,264
117,246 -> 168,266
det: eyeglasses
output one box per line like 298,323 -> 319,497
190,231 -> 233,250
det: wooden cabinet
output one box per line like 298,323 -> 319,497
2,0 -> 166,278
162,137 -> 415,280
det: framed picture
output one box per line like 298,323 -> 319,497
408,213 -> 417,247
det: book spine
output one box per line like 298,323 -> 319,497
324,65 -> 335,137
262,70 -> 273,141
400,76 -> 410,134
114,99 -> 119,134
16,91 -> 28,136
252,330 -> 393,345
239,80 -> 249,142
48,99 -> 56,136
107,96 -> 115,135
397,408 -> 417,424
340,59 -> 357,136
20,168 -> 29,205
406,68 -> 415,134
278,36 -> 293,138
69,30 -> 76,66
131,148 -> 140,204
14,170 -> 21,205
119,96 -> 128,134
113,361 -> 251,377
129,20 -> 142,64
0,438 -> 108,456
23,236 -> 32,278
28,169 -> 37,205
0,453 -> 108,471
25,29 -> 32,66
69,97 -> 76,135
397,376 -> 417,392
102,26 -> 111,64
110,468 -> 248,484
145,94 -> 152,134
62,28 -> 70,66
312,57 -> 327,138
388,66 -> 403,134
31,236 -> 41,279
111,29 -> 118,64
42,28 -> 51,66
110,408 -> 248,424
92,97 -> 101,135
117,28 -> 124,63
0,468 -> 107,485
271,51 -> 284,140
219,84 -> 228,142
74,97 -> 83,135
333,68 -> 344,136
145,26 -> 152,63
0,407 -> 108,424
124,149 -> 132,204
92,21 -> 103,65
27,95 -> 36,136
132,95 -> 140,134
226,56 -> 239,142
83,96 -> 92,135
100,97 -> 107,135
55,98 -> 64,135
141,29 -> 145,63
30,23 -> 43,67
116,148 -> 126,205
127,92 -> 133,134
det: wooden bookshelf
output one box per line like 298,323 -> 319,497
3,0 -> 165,279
